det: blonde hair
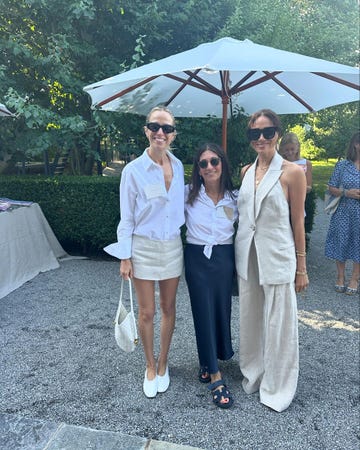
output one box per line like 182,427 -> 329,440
279,132 -> 301,158
146,106 -> 175,125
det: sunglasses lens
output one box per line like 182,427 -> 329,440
247,129 -> 261,140
162,124 -> 175,134
199,157 -> 220,169
146,122 -> 175,134
147,122 -> 160,132
198,160 -> 208,169
247,127 -> 277,140
263,127 -> 276,139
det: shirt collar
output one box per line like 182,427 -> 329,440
199,184 -> 232,202
141,148 -> 177,171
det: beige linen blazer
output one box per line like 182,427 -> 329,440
235,152 -> 296,285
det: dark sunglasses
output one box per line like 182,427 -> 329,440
146,122 -> 176,134
198,157 -> 221,169
247,126 -> 278,141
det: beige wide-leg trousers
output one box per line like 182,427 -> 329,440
238,243 -> 299,412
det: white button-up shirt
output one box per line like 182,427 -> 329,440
104,149 -> 185,260
185,184 -> 238,259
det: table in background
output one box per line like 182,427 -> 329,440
0,203 -> 67,299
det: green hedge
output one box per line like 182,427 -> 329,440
305,189 -> 316,235
0,174 -> 316,255
0,176 -> 119,254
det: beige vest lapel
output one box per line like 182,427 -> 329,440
255,152 -> 284,219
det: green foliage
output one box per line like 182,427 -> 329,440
312,159 -> 337,198
305,189 -> 316,235
0,0 -> 358,173
222,0 -> 358,65
287,124 -> 326,160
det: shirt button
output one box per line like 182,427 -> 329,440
250,225 -> 256,231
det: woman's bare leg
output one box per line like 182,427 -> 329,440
348,262 -> 360,290
157,277 -> 180,375
336,260 -> 346,286
133,278 -> 156,380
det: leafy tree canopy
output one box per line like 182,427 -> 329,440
0,0 -> 358,174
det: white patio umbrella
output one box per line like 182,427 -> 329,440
83,37 -> 360,151
0,103 -> 15,117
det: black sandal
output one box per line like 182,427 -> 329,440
208,380 -> 234,409
198,367 -> 211,384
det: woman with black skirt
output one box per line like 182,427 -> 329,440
184,143 -> 238,409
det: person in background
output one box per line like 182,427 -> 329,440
235,109 -> 308,412
325,131 -> 360,295
104,106 -> 185,398
184,143 -> 238,409
279,132 -> 313,193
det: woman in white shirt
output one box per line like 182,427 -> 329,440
184,143 -> 238,409
105,106 -> 185,398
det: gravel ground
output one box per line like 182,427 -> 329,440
0,199 -> 359,450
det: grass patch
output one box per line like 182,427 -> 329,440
312,159 -> 337,199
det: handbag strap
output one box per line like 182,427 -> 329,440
115,278 -> 138,340
128,278 -> 135,314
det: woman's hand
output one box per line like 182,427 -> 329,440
345,188 -> 360,200
295,272 -> 309,293
120,259 -> 133,280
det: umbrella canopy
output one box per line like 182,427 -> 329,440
84,37 -> 360,150
0,103 -> 15,117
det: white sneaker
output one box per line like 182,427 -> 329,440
157,366 -> 170,393
143,370 -> 158,398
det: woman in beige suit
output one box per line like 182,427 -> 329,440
235,109 -> 309,412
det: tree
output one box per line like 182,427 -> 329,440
0,0 -> 358,173
0,0 -> 238,174
221,0 -> 359,158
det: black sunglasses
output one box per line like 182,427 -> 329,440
198,157 -> 221,169
247,126 -> 278,141
146,122 -> 176,134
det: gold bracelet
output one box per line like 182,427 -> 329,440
296,271 -> 308,276
296,251 -> 306,257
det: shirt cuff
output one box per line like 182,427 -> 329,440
103,240 -> 131,260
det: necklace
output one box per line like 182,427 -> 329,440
255,164 -> 270,187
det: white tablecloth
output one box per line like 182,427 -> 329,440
0,203 -> 67,299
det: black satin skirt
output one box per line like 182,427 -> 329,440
184,243 -> 235,374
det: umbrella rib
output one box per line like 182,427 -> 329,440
230,71 -> 258,92
164,73 -> 220,96
184,71 -> 222,95
312,72 -> 360,90
0,109 -> 13,117
95,75 -> 160,108
163,69 -> 202,106
231,72 -> 283,93
263,71 -> 315,112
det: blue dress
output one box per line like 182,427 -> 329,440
325,160 -> 360,263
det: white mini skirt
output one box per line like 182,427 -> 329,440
132,235 -> 184,280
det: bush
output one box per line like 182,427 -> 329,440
0,176 -> 119,254
305,189 -> 316,235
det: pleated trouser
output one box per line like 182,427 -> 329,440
238,243 -> 299,412
184,244 -> 234,374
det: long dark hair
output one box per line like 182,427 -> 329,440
346,131 -> 360,162
187,143 -> 235,206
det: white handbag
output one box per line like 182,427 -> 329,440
324,189 -> 342,215
114,278 -> 139,352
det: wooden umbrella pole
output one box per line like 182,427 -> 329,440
221,95 -> 229,152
